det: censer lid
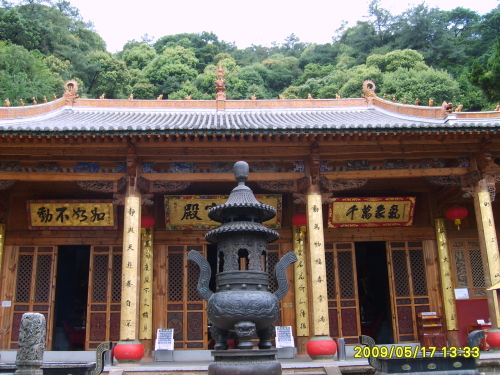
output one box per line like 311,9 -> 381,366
207,161 -> 276,224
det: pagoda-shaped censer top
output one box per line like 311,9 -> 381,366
205,161 -> 279,246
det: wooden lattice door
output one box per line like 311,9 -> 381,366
9,246 -> 56,349
387,241 -> 431,343
86,245 -> 122,349
325,242 -> 360,344
166,245 -> 207,349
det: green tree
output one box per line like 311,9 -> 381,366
0,41 -> 61,104
366,49 -> 427,72
469,37 -> 500,103
143,46 -> 199,97
122,44 -> 157,70
83,51 -> 131,98
380,67 -> 461,104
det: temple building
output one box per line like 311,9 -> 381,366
0,76 -> 499,357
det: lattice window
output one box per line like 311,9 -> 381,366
325,251 -> 336,299
188,260 -> 201,301
392,250 -> 410,296
469,249 -> 486,288
268,249 -> 279,293
11,246 -> 55,349
338,251 -> 354,299
454,250 -> 468,288
15,255 -> 33,303
452,240 -> 486,298
34,255 -> 52,302
92,254 -> 109,303
168,252 -> 184,302
111,254 -> 122,303
409,249 -> 427,296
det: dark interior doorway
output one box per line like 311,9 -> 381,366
52,245 -> 90,351
355,242 -> 393,344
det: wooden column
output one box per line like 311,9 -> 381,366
120,191 -> 142,341
434,218 -> 459,346
306,185 -> 330,337
139,227 -> 154,356
0,224 -> 5,275
474,178 -> 500,328
293,224 -> 310,353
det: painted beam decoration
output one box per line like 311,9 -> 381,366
328,197 -> 415,228
164,194 -> 282,230
27,199 -> 117,230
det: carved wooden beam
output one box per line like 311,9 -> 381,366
0,180 -> 16,190
137,177 -> 191,193
76,178 -> 126,193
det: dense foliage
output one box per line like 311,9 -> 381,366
1,0 -> 499,110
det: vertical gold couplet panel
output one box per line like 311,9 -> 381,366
120,196 -> 141,340
434,218 -> 458,330
0,224 -> 5,274
293,225 -> 310,336
307,193 -> 330,336
475,183 -> 500,327
139,228 -> 154,339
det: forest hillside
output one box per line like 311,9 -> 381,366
1,0 -> 500,110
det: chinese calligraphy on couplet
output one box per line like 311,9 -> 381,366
27,200 -> 117,230
328,197 -> 415,228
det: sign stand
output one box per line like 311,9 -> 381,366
153,329 -> 174,362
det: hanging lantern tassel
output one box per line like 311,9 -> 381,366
445,206 -> 468,230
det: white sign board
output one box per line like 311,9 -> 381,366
155,328 -> 174,351
454,288 -> 470,300
275,326 -> 294,348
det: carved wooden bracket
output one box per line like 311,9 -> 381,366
126,143 -> 137,186
309,143 -> 320,185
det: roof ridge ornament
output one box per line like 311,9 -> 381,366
63,80 -> 79,105
362,80 -> 377,104
215,61 -> 226,101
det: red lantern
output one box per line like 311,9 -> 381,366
445,206 -> 468,230
141,214 -> 155,229
292,212 -> 307,232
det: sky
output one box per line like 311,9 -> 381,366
66,0 -> 499,53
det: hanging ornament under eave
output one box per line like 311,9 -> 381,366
292,212 -> 307,232
445,206 -> 468,230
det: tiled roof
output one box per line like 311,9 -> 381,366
0,102 -> 498,135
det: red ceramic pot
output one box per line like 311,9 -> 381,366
486,328 -> 500,349
113,340 -> 144,363
306,336 -> 337,360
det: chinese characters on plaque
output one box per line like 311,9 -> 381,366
27,200 -> 117,230
328,197 -> 415,228
164,194 -> 282,230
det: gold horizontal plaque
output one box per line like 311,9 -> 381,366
27,199 -> 117,230
328,197 -> 415,228
164,194 -> 282,230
